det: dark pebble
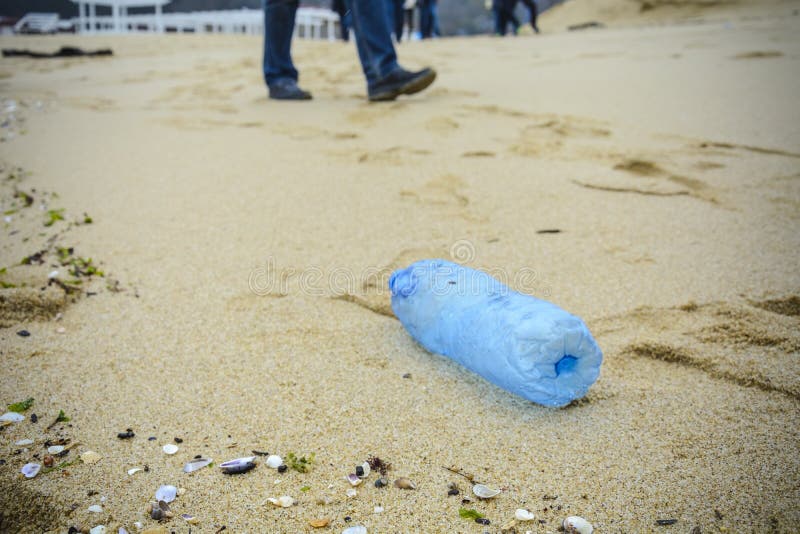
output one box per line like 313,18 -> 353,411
117,431 -> 135,439
461,498 -> 471,504
16,330 -> 30,337
402,373 -> 411,379
148,436 -> 156,441
68,527 -> 79,534
252,450 -> 270,456
375,478 -> 388,488
475,518 -> 490,525
0,459 -> 5,465
174,437 -> 183,443
344,516 -> 351,522
448,488 -> 459,496
355,465 -> 364,477
30,414 -> 38,423
656,519 -> 678,526
277,464 -> 288,473
194,454 -> 202,459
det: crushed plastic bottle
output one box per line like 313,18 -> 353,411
390,259 -> 603,407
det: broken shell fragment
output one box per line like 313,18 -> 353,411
89,527 -> 107,534
88,504 -> 103,513
183,457 -> 213,473
220,456 -> 257,474
180,513 -> 199,524
346,473 -> 363,486
162,444 -> 179,455
345,488 -> 357,498
342,527 -> 367,534
515,508 -> 535,521
14,439 -> 34,446
0,412 -> 25,422
472,483 -> 501,499
81,451 -> 102,464
267,495 -> 295,508
308,518 -> 331,528
21,463 -> 41,478
394,477 -> 416,490
127,467 -> 143,476
563,516 -> 593,534
155,485 -> 177,503
47,445 -> 65,455
265,454 -> 282,469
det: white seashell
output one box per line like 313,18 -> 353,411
220,456 -> 257,474
15,439 -> 34,446
81,451 -> 102,464
373,506 -> 384,513
48,270 -> 59,279
0,412 -> 25,422
183,457 -> 213,473
472,483 -> 501,499
342,527 -> 367,534
267,495 -> 294,508
359,461 -> 371,478
346,473 -> 362,486
89,527 -> 107,534
563,516 -> 593,534
181,513 -> 199,524
88,504 -> 103,513
155,485 -> 177,503
515,508 -> 535,521
265,455 -> 282,469
47,445 -> 65,455
162,444 -> 179,455
119,528 -> 128,534
127,467 -> 142,476
345,488 -> 357,498
21,463 -> 40,478
133,522 -> 143,530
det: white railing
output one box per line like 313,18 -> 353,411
71,8 -> 339,40
14,13 -> 60,34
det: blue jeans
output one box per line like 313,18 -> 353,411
263,0 -> 399,91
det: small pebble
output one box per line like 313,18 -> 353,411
16,330 -> 30,337
277,464 -> 288,473
117,430 -> 135,440
174,437 -> 183,443
447,488 -> 459,496
355,465 -> 364,477
147,436 -> 156,441
656,519 -> 678,526
475,518 -> 490,525
374,478 -> 388,488
43,455 -> 54,467
30,413 -> 38,423
265,455 -> 282,469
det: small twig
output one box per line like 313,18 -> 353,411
442,465 -> 477,483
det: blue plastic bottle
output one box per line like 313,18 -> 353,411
389,259 -> 602,407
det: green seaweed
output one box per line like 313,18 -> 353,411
459,508 -> 484,520
286,452 -> 315,473
44,209 -> 64,227
8,397 -> 34,412
82,213 -> 93,224
300,485 -> 311,492
43,458 -> 79,474
56,409 -> 70,423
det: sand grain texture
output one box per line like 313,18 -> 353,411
0,4 -> 799,532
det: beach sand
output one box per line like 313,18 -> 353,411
0,1 -> 799,532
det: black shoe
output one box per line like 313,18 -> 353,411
268,78 -> 312,100
368,67 -> 436,102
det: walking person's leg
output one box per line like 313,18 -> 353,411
262,0 -> 311,99
345,0 -> 436,101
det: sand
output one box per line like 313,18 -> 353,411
0,1 -> 799,532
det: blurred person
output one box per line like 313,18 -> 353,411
262,0 -> 436,101
332,0 -> 350,41
402,0 -> 416,41
520,0 -> 539,33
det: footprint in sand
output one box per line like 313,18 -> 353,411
617,298 -> 800,400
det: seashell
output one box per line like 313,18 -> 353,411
14,439 -> 34,446
183,457 -> 213,473
48,270 -> 59,279
127,467 -> 143,476
342,527 -> 367,534
472,483 -> 501,499
220,456 -> 257,474
150,506 -> 163,521
265,454 -> 282,469
181,514 -> 199,524
345,488 -> 357,498
162,444 -> 179,455
21,463 -> 41,478
373,506 -> 384,513
88,504 -> 103,513
346,473 -> 362,486
394,477 -> 416,490
155,485 -> 177,503
119,529 -> 128,534
81,451 -> 102,464
267,495 -> 294,508
515,508 -> 535,521
47,445 -> 65,455
562,516 -> 593,534
89,527 -> 107,534
359,461 -> 371,478
0,412 -> 25,422
43,455 -> 54,467
308,518 -> 331,528
374,477 -> 388,488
